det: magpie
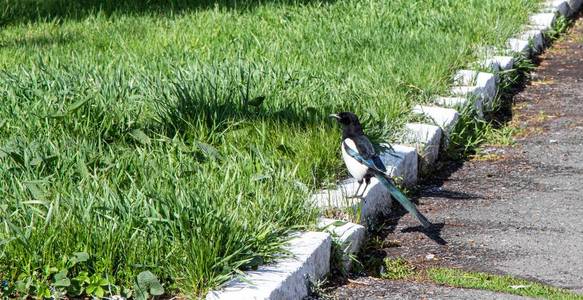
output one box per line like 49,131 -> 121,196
329,112 -> 433,229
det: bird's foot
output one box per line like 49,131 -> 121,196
348,190 -> 367,200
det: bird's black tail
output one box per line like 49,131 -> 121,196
375,174 -> 433,229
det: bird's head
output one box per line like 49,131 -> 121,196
329,111 -> 364,137
328,112 -> 359,126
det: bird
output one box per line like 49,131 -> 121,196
329,111 -> 433,229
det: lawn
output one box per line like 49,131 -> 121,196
0,0 -> 540,297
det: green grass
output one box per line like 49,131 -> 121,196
449,113 -> 520,156
381,257 -> 416,280
0,0 -> 543,297
428,268 -> 583,299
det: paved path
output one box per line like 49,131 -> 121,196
331,16 -> 583,300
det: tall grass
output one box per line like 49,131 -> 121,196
0,0 -> 541,297
0,61 -> 319,296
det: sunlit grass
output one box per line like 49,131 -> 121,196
428,268 -> 583,299
381,257 -> 416,280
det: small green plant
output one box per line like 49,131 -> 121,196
546,16 -> 570,41
320,220 -> 361,278
428,268 -> 583,299
306,278 -> 334,300
330,239 -> 348,278
85,274 -> 111,298
380,257 -> 416,280
4,252 -> 90,298
134,271 -> 165,300
449,112 -> 519,158
482,123 -> 519,146
0,252 -> 165,299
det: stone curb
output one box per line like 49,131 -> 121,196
479,55 -> 514,72
570,0 -> 583,13
544,0 -> 571,16
206,232 -> 331,300
434,96 -> 484,117
403,123 -> 442,174
450,71 -> 497,110
206,2 -> 582,299
318,218 -> 366,271
412,105 -> 460,148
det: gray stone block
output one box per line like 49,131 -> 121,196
434,96 -> 469,108
412,105 -> 460,135
480,56 -> 514,72
521,29 -> 545,53
453,69 -> 479,86
566,3 -> 578,17
412,105 -> 460,150
403,123 -> 442,173
529,13 -> 556,31
507,38 -> 531,55
379,144 -> 418,187
450,86 -> 488,115
476,72 -> 497,101
450,85 -> 481,98
569,0 -> 583,12
434,96 -> 483,117
206,232 -> 331,300
453,71 -> 497,94
318,218 -> 366,271
451,71 -> 497,109
475,45 -> 505,58
572,0 -> 582,10
494,56 -> 515,70
311,179 -> 362,210
543,0 -> 571,16
357,176 -> 393,224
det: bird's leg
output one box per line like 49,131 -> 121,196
358,176 -> 371,199
350,179 -> 364,198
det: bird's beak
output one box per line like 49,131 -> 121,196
328,114 -> 340,120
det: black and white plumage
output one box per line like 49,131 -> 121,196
334,112 -> 385,197
330,112 -> 432,229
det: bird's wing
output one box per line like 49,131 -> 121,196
345,136 -> 387,173
342,140 -> 386,174
342,143 -> 432,228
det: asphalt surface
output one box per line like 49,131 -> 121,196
333,278 -> 531,300
328,16 -> 583,300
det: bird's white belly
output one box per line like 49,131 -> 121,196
341,140 -> 368,181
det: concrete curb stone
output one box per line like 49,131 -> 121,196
206,232 -> 331,300
403,123 -> 442,173
318,218 -> 366,271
